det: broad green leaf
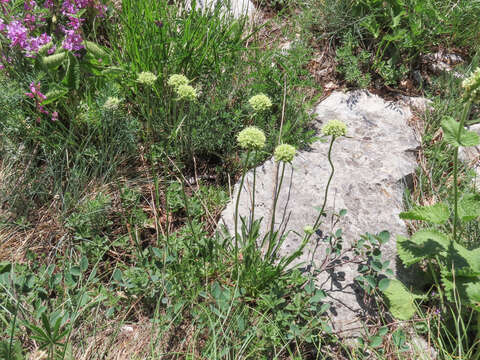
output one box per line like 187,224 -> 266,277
466,282 -> 480,310
441,269 -> 480,305
400,203 -> 449,224
446,241 -> 480,274
380,279 -> 416,320
458,193 -> 480,222
411,229 -> 450,247
441,241 -> 480,304
396,229 -> 449,266
441,116 -> 480,147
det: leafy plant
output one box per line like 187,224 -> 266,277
394,68 -> 480,358
335,32 -> 371,88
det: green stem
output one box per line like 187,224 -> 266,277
453,102 -> 471,243
473,311 -> 480,360
234,150 -> 251,266
305,136 -> 336,244
180,180 -> 199,246
268,162 -> 286,251
146,87 -> 153,142
251,151 -> 257,232
453,146 -> 459,243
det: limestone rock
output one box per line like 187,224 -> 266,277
399,95 -> 433,113
189,0 -> 256,19
220,90 -> 420,335
422,51 -> 464,79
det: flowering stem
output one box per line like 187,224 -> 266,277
269,162 -> 286,247
234,150 -> 251,265
147,87 -> 152,140
251,151 -> 257,232
305,136 -> 336,244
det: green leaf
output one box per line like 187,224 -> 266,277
381,279 -> 416,320
397,229 -> 449,266
63,53 -> 80,90
458,193 -> 480,222
41,88 -> 68,105
369,335 -> 383,348
441,241 -> 480,304
41,52 -> 67,69
400,203 -> 449,224
70,266 -> 81,277
112,268 -> 123,282
441,269 -> 480,305
466,281 -> 480,310
83,41 -> 109,59
80,256 -> 88,272
441,116 -> 480,147
378,278 -> 390,292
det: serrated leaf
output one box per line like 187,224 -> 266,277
41,88 -> 68,105
458,193 -> 480,222
396,230 -> 449,266
400,203 -> 449,224
64,53 -> 80,90
466,282 -> 480,309
441,269 -> 480,305
381,279 -> 416,320
41,52 -> 67,69
84,41 -> 109,59
441,116 -> 480,147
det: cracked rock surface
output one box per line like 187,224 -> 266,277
220,90 -> 420,335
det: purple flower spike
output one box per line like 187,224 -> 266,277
62,29 -> 84,51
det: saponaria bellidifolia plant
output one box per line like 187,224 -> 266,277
231,94 -> 348,286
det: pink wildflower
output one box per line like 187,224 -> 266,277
24,0 -> 36,11
7,21 -> 28,48
62,29 -> 83,51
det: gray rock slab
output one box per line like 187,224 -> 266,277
220,90 -> 420,335
188,0 -> 256,19
459,124 -> 480,188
